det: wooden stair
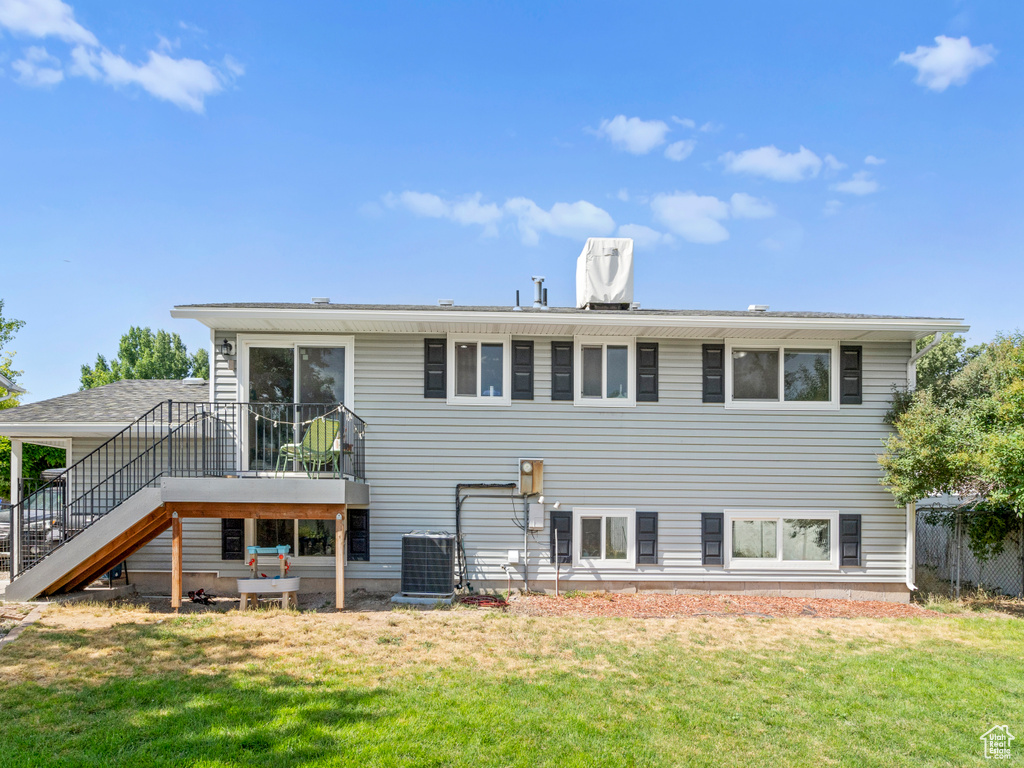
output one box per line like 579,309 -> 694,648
5,488 -> 168,601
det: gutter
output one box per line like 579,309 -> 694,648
172,306 -> 970,337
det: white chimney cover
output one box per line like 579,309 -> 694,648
575,237 -> 634,308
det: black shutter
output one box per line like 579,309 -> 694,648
701,512 -> 724,566
424,338 -> 446,398
702,344 -> 725,403
511,340 -> 534,400
551,341 -> 574,401
839,346 -> 862,405
550,510 -> 572,563
636,511 -> 658,564
636,342 -> 659,402
348,509 -> 370,562
839,513 -> 862,566
221,519 -> 244,561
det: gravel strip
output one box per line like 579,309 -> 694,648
509,593 -> 934,619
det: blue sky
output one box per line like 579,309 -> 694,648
1,1 -> 1021,402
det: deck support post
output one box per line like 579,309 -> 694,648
335,510 -> 345,611
171,512 -> 182,610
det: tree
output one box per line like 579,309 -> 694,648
0,300 -> 64,500
80,327 -> 209,390
879,333 -> 1024,558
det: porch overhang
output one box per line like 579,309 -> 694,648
160,476 -> 370,509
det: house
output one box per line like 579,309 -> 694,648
0,239 -> 968,605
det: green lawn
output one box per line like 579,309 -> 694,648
0,602 -> 1020,767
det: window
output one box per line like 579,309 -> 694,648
725,341 -> 839,409
573,338 -> 636,406
239,334 -> 356,471
573,508 -> 635,567
724,510 -> 839,569
447,335 -> 511,405
254,519 -> 336,558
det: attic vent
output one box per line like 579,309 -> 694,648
747,304 -> 769,312
312,297 -> 330,304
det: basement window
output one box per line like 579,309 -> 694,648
447,335 -> 511,405
573,507 -> 636,567
724,510 -> 839,569
253,519 -> 336,558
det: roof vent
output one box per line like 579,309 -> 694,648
576,238 -> 634,309
747,304 -> 769,312
438,299 -> 454,307
183,377 -> 205,384
311,297 -> 330,305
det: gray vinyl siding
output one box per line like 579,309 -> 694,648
212,332 -> 238,403
139,332 -> 908,585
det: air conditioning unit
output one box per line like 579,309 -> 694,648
400,532 -> 456,597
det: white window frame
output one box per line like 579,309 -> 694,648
573,507 -> 636,568
244,518 -> 336,565
723,509 -> 840,570
573,337 -> 636,407
446,334 -> 512,406
724,339 -> 840,411
236,333 -> 356,473
237,334 -> 356,411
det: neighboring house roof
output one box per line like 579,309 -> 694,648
0,371 -> 26,396
172,302 -> 968,341
0,379 -> 208,434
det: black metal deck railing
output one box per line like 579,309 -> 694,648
9,401 -> 366,578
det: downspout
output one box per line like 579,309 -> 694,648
903,333 -> 947,592
906,332 -> 945,391
906,502 -> 917,592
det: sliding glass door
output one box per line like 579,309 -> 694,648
245,341 -> 350,472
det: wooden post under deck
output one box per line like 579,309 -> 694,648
336,510 -> 345,611
171,513 -> 182,610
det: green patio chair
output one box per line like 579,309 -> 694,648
274,417 -> 341,478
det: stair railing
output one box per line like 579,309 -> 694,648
10,400 -> 366,580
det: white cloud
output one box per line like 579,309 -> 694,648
823,200 -> 843,216
616,188 -> 629,202
593,115 -> 670,155
384,190 -> 613,244
617,223 -> 673,248
505,197 -> 615,245
384,191 -> 503,237
831,171 -> 879,196
664,139 -> 696,162
671,116 -> 695,129
72,46 -> 226,113
651,192 -> 732,244
823,154 -> 846,172
897,35 -> 996,92
0,0 -> 240,112
864,155 -> 886,165
699,121 -> 722,133
222,54 -> 245,79
11,44 -> 62,86
729,192 -> 775,219
720,145 -> 822,182
0,0 -> 96,45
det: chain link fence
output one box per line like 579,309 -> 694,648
916,508 -> 1024,598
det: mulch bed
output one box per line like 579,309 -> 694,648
509,593 -> 933,619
